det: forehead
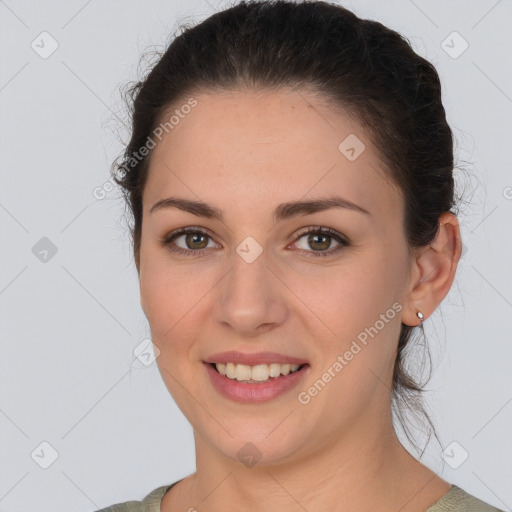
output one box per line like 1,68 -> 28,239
142,89 -> 402,222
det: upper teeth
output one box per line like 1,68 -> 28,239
215,362 -> 301,382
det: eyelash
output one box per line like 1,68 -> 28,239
158,225 -> 349,259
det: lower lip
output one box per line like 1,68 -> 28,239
204,362 -> 310,403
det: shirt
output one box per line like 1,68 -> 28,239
94,480 -> 505,511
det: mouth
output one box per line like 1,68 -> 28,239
203,360 -> 311,403
206,361 -> 309,384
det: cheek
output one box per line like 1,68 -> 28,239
290,253 -> 403,394
289,255 -> 398,333
293,264 -> 402,415
140,265 -> 201,397
139,254 -> 216,348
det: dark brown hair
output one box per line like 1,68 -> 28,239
111,0 -> 460,455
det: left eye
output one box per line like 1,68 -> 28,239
292,227 -> 347,256
159,226 -> 349,258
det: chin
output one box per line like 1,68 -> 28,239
204,426 -> 306,468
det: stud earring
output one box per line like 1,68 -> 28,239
416,311 -> 424,323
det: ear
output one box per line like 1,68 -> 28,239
402,212 -> 462,326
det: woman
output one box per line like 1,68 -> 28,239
97,1 -> 502,510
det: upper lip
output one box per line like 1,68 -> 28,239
204,351 -> 309,366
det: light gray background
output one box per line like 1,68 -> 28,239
1,0 -> 511,510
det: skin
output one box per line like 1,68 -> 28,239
137,88 -> 462,512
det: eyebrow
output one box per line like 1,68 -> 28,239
150,195 -> 370,222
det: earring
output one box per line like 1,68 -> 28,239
416,311 -> 424,323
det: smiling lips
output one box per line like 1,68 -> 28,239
204,362 -> 310,403
204,350 -> 309,383
214,361 -> 303,382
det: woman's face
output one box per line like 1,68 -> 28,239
139,89 -> 413,466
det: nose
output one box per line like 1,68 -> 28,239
213,250 -> 289,337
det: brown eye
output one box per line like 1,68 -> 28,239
160,225 -> 349,259
159,227 -> 217,257
292,227 -> 349,257
305,232 -> 333,251
182,232 -> 209,250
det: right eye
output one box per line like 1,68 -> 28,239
159,226 -> 219,257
